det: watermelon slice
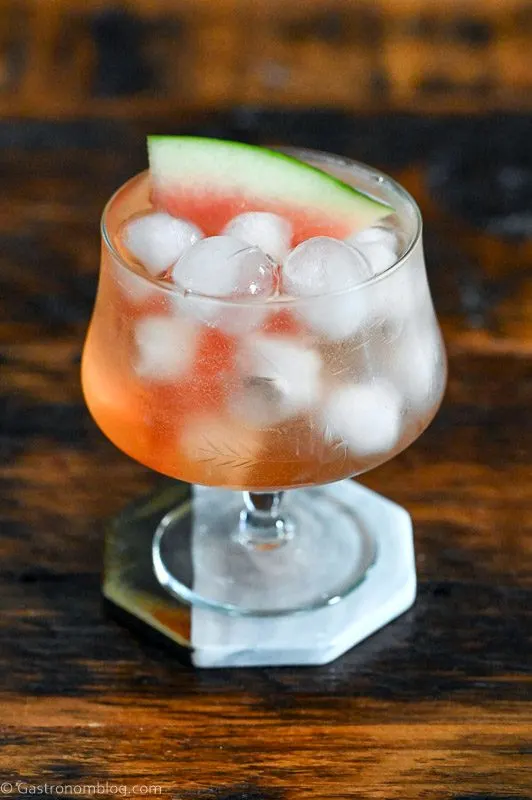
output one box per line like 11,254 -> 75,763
147,136 -> 391,244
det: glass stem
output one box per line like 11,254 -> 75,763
237,491 -> 294,550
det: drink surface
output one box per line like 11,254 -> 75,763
82,156 -> 446,491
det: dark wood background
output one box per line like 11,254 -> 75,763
1,113 -> 531,796
2,0 -> 532,118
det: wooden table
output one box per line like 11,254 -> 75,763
1,117 -> 530,798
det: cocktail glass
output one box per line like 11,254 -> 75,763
82,148 -> 446,623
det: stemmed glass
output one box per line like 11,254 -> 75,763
82,148 -> 446,621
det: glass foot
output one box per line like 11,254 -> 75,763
152,485 -> 376,616
103,479 -> 416,667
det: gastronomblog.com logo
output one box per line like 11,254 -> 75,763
1,783 -> 162,796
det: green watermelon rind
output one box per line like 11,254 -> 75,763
147,136 -> 391,226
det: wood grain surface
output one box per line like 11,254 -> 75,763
0,116 -> 531,799
4,0 -> 532,118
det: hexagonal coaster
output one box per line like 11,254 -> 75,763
103,479 -> 416,668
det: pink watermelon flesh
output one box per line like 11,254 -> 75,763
151,188 -> 358,246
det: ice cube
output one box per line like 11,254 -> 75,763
171,235 -> 276,335
122,212 -> 203,275
282,236 -> 374,340
134,314 -> 197,381
323,379 -> 402,456
346,225 -> 399,277
113,259 -> 156,303
172,235 -> 275,297
359,242 -> 396,276
229,378 -> 289,428
233,335 -> 322,426
390,325 -> 441,409
223,212 -> 292,264
349,225 -> 398,249
283,236 -> 372,295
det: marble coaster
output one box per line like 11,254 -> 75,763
103,480 -> 416,668
191,480 -> 416,668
